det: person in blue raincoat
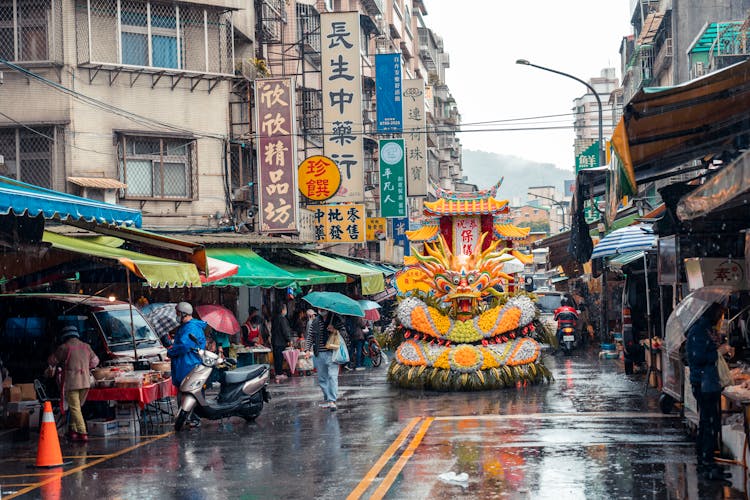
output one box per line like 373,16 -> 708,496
168,302 -> 207,386
686,302 -> 731,481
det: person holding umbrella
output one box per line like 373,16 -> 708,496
305,308 -> 345,411
686,302 -> 732,480
271,303 -> 293,380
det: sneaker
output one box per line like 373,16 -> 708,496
318,401 -> 332,408
329,402 -> 337,411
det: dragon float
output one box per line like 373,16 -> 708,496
388,180 -> 552,391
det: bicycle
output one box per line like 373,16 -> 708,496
364,334 -> 382,367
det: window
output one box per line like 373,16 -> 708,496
299,88 -> 323,145
0,126 -> 55,188
118,135 -> 193,199
121,2 -> 178,68
0,0 -> 50,61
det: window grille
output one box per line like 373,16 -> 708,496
0,0 -> 62,62
299,88 -> 322,145
0,125 -> 57,188
296,3 -> 320,54
117,134 -> 195,199
76,0 -> 233,74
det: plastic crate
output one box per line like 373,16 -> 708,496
88,419 -> 118,437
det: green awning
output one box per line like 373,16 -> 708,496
290,250 -> 385,295
206,248 -> 299,288
608,251 -> 645,269
335,256 -> 398,275
43,231 -> 201,288
277,265 -> 347,286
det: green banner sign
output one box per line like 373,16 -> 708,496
575,141 -> 600,172
379,139 -> 406,217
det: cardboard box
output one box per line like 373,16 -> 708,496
7,386 -> 21,403
1,376 -> 11,388
87,419 -> 118,437
5,411 -> 30,429
16,383 -> 37,401
6,402 -> 42,429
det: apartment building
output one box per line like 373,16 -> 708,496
0,0 -> 254,228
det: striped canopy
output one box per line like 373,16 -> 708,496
590,224 -> 656,260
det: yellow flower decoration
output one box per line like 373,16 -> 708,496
480,347 -> 499,369
477,307 -> 500,332
434,350 -> 450,370
428,307 -> 451,334
449,345 -> 483,373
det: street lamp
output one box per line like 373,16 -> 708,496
517,59 -> 606,342
527,192 -> 567,231
515,59 -> 604,169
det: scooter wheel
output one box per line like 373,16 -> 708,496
175,409 -> 188,431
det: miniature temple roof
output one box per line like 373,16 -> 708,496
405,224 -> 440,242
423,197 -> 509,216
493,224 -> 531,240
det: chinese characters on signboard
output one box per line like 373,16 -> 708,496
309,204 -> 365,243
321,12 -> 364,203
297,155 -> 341,202
379,139 -> 406,218
402,78 -> 427,196
375,53 -> 402,133
453,216 -> 480,255
390,216 -> 410,256
575,141 -> 599,172
255,77 -> 298,233
366,217 -> 386,241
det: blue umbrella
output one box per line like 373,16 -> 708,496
591,224 -> 656,260
303,291 -> 365,317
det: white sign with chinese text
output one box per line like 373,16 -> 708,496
321,12 -> 364,203
403,79 -> 427,197
453,216 -> 480,256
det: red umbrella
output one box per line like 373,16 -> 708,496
195,304 -> 240,335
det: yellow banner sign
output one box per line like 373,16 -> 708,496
309,204 -> 365,243
366,217 -> 386,241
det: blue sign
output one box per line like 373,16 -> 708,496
376,53 -> 402,133
391,217 -> 410,256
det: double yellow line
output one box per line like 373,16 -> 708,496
347,416 -> 434,500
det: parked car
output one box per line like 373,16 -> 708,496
0,294 -> 167,383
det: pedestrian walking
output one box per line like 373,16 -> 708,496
271,303 -> 293,379
168,302 -> 207,427
305,308 -> 345,411
686,302 -> 732,480
47,325 -> 99,442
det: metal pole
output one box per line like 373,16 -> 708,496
126,269 -> 139,361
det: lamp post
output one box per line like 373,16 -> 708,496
517,58 -> 607,342
515,59 -> 604,169
527,192 -> 567,231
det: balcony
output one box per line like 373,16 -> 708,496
418,27 -> 438,71
652,37 -> 672,77
622,44 -> 654,103
360,0 -> 384,17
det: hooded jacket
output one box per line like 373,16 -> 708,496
168,319 -> 207,386
686,315 -> 720,393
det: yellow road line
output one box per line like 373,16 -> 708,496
369,417 -> 434,500
3,431 -> 174,499
0,473 -> 61,479
346,417 -> 422,500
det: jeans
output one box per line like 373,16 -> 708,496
66,389 -> 89,434
314,351 -> 339,402
691,384 -> 721,466
353,339 -> 365,367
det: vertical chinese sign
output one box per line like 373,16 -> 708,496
379,139 -> 406,218
402,78 -> 427,196
255,77 -> 298,233
309,204 -> 365,243
391,216 -> 410,256
321,12 -> 364,203
453,216 -> 480,255
375,53 -> 402,133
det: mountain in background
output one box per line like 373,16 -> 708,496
460,149 -> 574,205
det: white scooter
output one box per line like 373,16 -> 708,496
175,334 -> 270,431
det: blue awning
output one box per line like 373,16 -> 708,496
0,175 -> 141,227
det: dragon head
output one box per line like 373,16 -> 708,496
412,232 -> 516,319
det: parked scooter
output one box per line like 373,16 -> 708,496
175,334 -> 270,431
554,300 -> 579,355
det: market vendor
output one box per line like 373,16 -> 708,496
47,325 -> 99,442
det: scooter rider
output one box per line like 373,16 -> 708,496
168,302 -> 207,427
554,298 -> 579,346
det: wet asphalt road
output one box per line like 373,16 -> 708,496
1,346 -> 747,499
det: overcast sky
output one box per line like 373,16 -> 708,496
422,1 -> 634,176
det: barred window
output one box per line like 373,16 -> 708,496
0,126 -> 54,188
299,88 -> 322,145
0,0 -> 51,61
296,3 -> 320,54
117,135 -> 193,199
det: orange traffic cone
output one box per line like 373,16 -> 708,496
36,401 -> 65,468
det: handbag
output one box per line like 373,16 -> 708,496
324,330 -> 340,350
717,355 -> 733,388
332,335 -> 350,365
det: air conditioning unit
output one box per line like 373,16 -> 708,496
693,62 -> 705,77
232,188 -> 252,202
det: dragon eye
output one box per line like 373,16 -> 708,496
467,275 -> 476,284
452,276 -> 460,285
